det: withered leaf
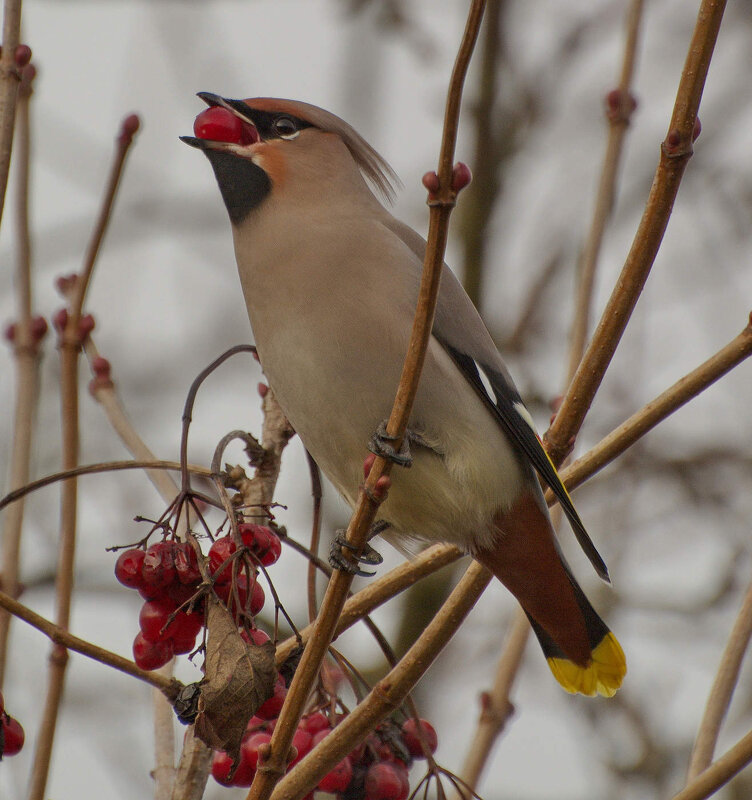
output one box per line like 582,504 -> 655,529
193,595 -> 276,760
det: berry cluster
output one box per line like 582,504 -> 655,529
0,692 -> 25,759
113,524 -> 281,671
211,710 -> 437,799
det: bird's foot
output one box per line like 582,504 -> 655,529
368,421 -> 431,468
329,521 -> 389,576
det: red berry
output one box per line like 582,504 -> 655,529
174,541 -> 202,585
193,107 -> 244,144
365,761 -> 408,800
1,715 -> 25,757
244,715 -> 266,734
256,673 -> 286,720
240,627 -> 271,646
208,536 -> 236,583
171,634 -> 197,655
401,717 -> 437,757
141,541 -> 177,590
211,749 -> 253,786
289,728 -> 312,766
255,527 -> 282,566
139,598 -> 178,642
166,580 -> 201,608
211,750 -> 235,786
216,571 -> 264,618
133,631 -> 173,670
301,711 -> 330,734
114,548 -> 146,589
241,730 -> 272,772
317,754 -> 353,793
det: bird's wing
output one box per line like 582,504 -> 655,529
382,217 -> 609,582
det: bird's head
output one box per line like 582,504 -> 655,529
182,94 -> 399,224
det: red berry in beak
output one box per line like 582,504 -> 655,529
193,107 -> 245,144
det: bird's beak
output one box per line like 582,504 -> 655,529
180,92 -> 261,151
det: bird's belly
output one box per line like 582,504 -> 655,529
252,307 -> 523,554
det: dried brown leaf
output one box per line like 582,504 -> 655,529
193,596 -> 276,759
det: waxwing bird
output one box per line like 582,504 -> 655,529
182,94 -> 626,697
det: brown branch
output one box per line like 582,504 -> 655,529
274,543 -> 463,666
170,386 -> 294,800
687,577 -> 752,779
0,61 -> 40,688
0,460 -> 211,511
246,5 -> 487,799
153,669 -> 178,800
670,729 -> 752,800
459,6 -> 645,790
565,0 -> 644,384
68,114 -> 139,323
270,562 -> 492,799
0,0 -> 23,231
544,0 -> 728,465
0,589 -> 182,699
458,608 -> 529,795
555,315 -> 752,496
29,115 -> 140,800
305,450 -> 323,624
84,339 -> 187,508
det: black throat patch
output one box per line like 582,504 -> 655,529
203,150 -> 271,225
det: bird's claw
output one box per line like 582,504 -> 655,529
329,526 -> 386,576
368,420 -> 413,467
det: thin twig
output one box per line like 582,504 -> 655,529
0,589 -> 182,698
0,459 -> 211,511
270,562 -> 492,799
305,450 -> 323,624
545,0 -> 728,465
28,115 -> 140,800
170,385 -> 293,800
84,339 -> 187,509
0,60 -> 39,688
554,315 -> 752,496
68,115 -> 139,323
670,729 -> 752,800
274,543 -> 462,666
246,5 -> 487,798
0,0 -> 23,231
459,6 -> 644,790
565,0 -> 644,384
458,608 -> 529,795
83,337 -> 185,799
687,577 -> 752,779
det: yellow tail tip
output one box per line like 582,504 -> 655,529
547,632 -> 626,698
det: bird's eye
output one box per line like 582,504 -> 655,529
273,116 -> 299,139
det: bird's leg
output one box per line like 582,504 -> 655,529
329,520 -> 389,576
368,420 -> 431,468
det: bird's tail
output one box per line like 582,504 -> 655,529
475,489 -> 626,698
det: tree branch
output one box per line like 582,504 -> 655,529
246,4 -> 487,798
545,0 -> 728,465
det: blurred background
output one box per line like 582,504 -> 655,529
1,1 -> 751,798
